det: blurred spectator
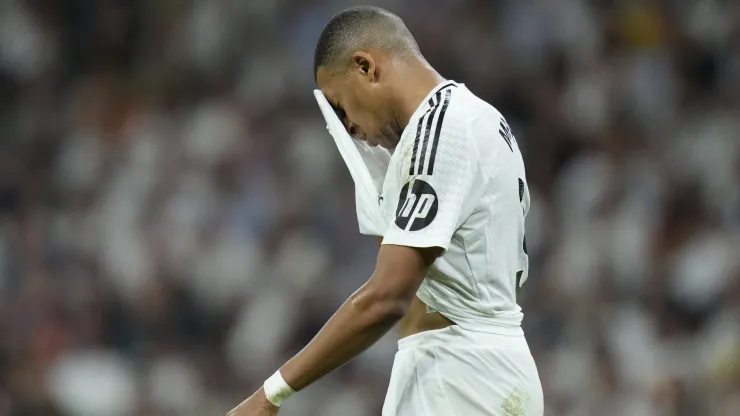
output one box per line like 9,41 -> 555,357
0,0 -> 739,415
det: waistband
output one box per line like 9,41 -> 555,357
397,324 -> 525,351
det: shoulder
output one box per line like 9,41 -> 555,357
446,86 -> 518,161
426,84 -> 508,148
426,83 -> 473,135
402,85 -> 475,174
451,87 -> 508,137
395,83 -> 509,180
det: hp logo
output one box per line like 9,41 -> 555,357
395,180 -> 439,231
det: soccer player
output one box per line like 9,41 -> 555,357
227,6 -> 543,416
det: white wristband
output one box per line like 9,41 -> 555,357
263,370 -> 295,407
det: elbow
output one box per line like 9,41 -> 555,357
349,285 -> 411,324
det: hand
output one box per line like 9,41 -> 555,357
226,388 -> 280,416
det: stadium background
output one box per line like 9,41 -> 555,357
0,0 -> 739,415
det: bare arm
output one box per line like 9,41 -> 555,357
278,243 -> 442,391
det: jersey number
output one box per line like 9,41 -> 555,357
515,178 -> 528,298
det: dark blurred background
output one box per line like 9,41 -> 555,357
0,0 -> 739,415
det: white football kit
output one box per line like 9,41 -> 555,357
380,81 -> 542,416
316,80 -> 543,416
381,81 -> 530,331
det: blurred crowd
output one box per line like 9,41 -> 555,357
1,0 -> 739,415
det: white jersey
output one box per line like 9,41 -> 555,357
381,80 -> 531,331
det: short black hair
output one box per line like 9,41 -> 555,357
313,6 -> 419,81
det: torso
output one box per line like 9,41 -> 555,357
380,81 -> 530,335
398,296 -> 455,339
375,237 -> 455,338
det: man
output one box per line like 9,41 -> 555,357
228,6 -> 543,416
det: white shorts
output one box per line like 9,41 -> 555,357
382,325 -> 543,416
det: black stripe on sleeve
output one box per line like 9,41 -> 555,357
409,94 -> 439,175
499,120 -> 513,152
426,89 -> 452,175
409,83 -> 457,176
409,114 -> 426,175
417,99 -> 440,176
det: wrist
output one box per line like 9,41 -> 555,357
263,370 -> 296,407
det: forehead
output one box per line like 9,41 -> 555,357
316,67 -> 349,102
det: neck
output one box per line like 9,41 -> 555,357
391,58 -> 445,130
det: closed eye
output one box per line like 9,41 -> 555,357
331,103 -> 347,122
330,103 -> 353,133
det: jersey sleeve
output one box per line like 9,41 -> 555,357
382,116 -> 480,252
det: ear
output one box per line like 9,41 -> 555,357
351,52 -> 377,82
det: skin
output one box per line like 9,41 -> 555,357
226,47 -> 454,416
316,48 -> 445,149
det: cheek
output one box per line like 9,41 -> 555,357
369,99 -> 391,125
347,104 -> 374,129
346,94 -> 383,131
357,100 -> 383,125
357,112 -> 383,134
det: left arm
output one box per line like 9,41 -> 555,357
229,103 -> 481,415
227,244 -> 441,415
279,243 -> 443,390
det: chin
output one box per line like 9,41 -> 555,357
379,135 -> 400,149
379,138 -> 397,149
